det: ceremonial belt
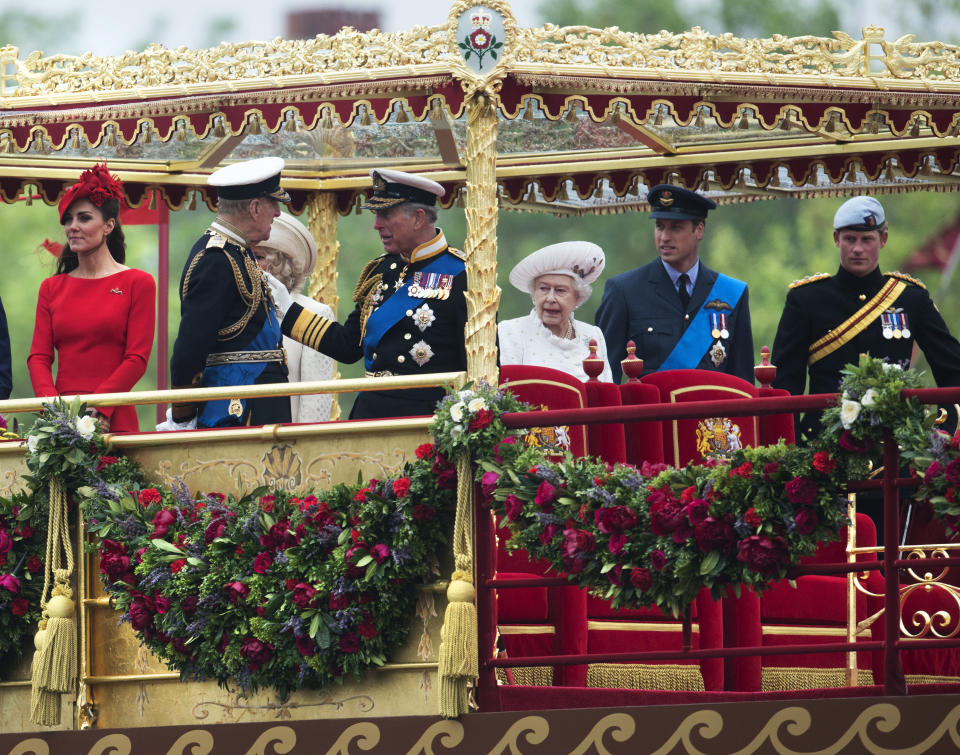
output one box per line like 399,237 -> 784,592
659,273 -> 746,372
205,349 -> 286,367
808,279 -> 906,365
362,254 -> 464,370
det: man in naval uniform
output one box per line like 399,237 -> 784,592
772,195 -> 960,443
266,169 -> 467,420
595,184 -> 754,383
161,157 -> 293,429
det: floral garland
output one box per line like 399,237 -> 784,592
480,355 -> 944,615
0,356 -> 955,694
1,399 -> 456,698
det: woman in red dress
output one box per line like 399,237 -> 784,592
28,165 -> 156,433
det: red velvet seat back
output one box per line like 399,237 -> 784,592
618,381 -> 665,467
757,387 -> 796,446
583,380 -> 626,465
499,365 -> 589,458
640,369 -> 759,467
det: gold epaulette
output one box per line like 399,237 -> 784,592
205,232 -> 227,250
885,271 -> 927,290
447,246 -> 466,261
789,272 -> 830,289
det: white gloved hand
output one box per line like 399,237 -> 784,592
156,408 -> 198,432
263,270 -> 294,318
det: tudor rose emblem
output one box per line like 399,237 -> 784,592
458,7 -> 504,72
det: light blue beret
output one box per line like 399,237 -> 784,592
833,196 -> 885,231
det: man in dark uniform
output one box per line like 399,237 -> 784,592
596,184 -> 754,383
0,296 -> 10,400
771,195 -> 960,443
161,157 -> 294,429
266,169 -> 467,420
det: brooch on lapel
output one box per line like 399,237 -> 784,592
704,299 -> 732,311
110,288 -> 123,295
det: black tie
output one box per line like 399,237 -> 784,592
677,273 -> 690,310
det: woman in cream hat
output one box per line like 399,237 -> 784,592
253,213 -> 335,422
498,241 -> 612,382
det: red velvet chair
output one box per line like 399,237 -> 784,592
495,365 -> 591,686
746,513 -> 886,691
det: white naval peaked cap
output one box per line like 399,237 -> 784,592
833,196 -> 885,230
208,156 -> 290,203
362,168 -> 446,210
509,241 -> 606,293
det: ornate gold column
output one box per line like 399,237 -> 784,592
305,191 -> 342,420
462,92 -> 501,385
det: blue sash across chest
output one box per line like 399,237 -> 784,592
659,273 -> 746,372
362,254 -> 464,370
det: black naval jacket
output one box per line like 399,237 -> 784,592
0,296 -> 11,400
170,223 -> 290,425
281,229 -> 467,420
596,258 -> 755,384
772,265 -> 960,440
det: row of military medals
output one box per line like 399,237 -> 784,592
881,309 -> 911,340
408,271 -> 454,299
708,311 -> 729,367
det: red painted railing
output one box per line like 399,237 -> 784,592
475,387 -> 960,711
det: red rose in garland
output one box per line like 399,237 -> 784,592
785,476 -> 818,505
240,638 -> 274,670
736,535 -> 790,576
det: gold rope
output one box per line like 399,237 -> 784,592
31,477 -> 78,726
437,452 -> 479,718
761,667 -> 874,691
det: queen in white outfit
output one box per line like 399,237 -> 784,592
253,214 -> 336,422
498,241 -> 613,382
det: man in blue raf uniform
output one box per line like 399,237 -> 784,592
772,195 -> 960,442
596,184 -> 754,383
266,169 -> 467,420
162,157 -> 294,430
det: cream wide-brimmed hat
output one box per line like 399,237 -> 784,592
258,212 -> 317,275
508,241 -> 605,297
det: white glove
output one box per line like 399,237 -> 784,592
263,271 -> 293,318
156,408 -> 197,432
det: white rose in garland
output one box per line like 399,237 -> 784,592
861,388 -> 879,408
840,399 -> 861,429
76,415 -> 98,439
449,402 -> 465,423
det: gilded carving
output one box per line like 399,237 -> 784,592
244,726 -> 296,755
8,739 -> 50,755
86,734 -> 133,755
303,451 -> 410,487
261,444 -> 303,490
191,694 -> 375,722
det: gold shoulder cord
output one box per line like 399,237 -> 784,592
354,257 -> 384,344
180,240 -> 264,341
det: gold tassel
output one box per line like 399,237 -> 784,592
31,477 -> 77,726
71,128 -> 81,149
2,134 -> 14,154
321,108 -> 335,130
286,114 -> 300,132
738,110 -> 750,129
565,104 -> 579,123
694,107 -> 704,129
653,105 -> 663,127
149,191 -> 157,210
455,188 -> 466,208
106,126 -> 117,148
360,107 -> 373,127
869,114 -> 880,134
213,118 -> 226,138
25,189 -> 33,206
438,453 -> 478,718
885,159 -> 896,182
187,191 -> 198,211
911,117 -> 922,137
395,103 -> 409,124
176,121 -> 188,141
142,123 -> 153,144
248,114 -> 262,135
846,162 -> 858,182
558,181 -> 570,201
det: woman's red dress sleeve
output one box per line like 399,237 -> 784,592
27,278 -> 58,398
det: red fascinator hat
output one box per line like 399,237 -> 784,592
58,164 -> 124,222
